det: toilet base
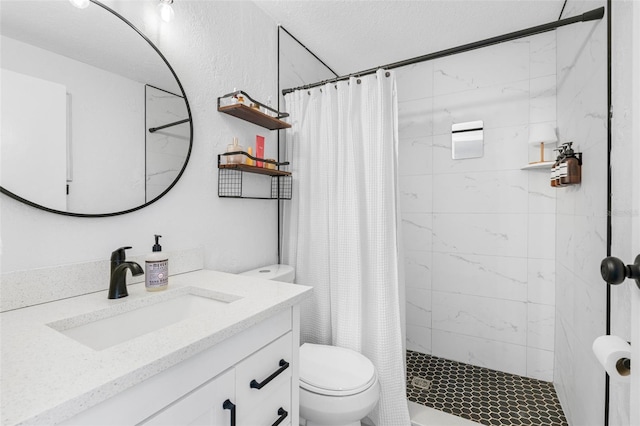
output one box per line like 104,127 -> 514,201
299,377 -> 379,426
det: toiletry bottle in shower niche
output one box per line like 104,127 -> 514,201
145,234 -> 168,292
556,145 -> 568,187
560,142 -> 581,185
550,148 -> 561,187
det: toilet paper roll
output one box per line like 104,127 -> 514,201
592,335 -> 631,383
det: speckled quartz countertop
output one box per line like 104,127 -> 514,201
0,269 -> 312,425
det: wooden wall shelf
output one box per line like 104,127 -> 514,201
218,104 -> 291,130
218,91 -> 291,130
218,163 -> 291,177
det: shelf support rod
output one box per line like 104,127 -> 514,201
148,118 -> 190,133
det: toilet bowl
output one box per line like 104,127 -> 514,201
299,343 -> 380,426
240,265 -> 380,426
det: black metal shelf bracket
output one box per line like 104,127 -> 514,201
219,151 -> 290,167
218,169 -> 292,200
218,90 -> 289,120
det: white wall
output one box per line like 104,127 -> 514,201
554,1 -> 608,424
1,1 -> 281,280
396,32 -> 557,381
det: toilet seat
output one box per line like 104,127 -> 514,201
299,343 -> 377,397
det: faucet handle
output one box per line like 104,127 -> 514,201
111,246 -> 133,263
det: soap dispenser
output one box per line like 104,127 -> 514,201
145,234 -> 168,292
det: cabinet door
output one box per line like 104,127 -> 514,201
239,379 -> 291,426
141,368 -> 235,426
236,332 -> 292,425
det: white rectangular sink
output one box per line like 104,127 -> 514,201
48,290 -> 239,351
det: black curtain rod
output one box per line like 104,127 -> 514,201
282,6 -> 604,95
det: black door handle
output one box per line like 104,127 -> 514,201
222,399 -> 236,426
271,408 -> 288,426
250,359 -> 290,389
601,255 -> 640,289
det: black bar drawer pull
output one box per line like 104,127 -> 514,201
271,408 -> 288,426
222,399 -> 236,426
250,359 -> 290,389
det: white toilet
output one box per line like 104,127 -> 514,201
240,265 -> 381,426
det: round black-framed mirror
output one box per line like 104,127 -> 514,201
0,0 -> 192,217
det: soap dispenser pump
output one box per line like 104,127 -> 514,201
145,234 -> 168,292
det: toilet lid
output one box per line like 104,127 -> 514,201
299,343 -> 377,396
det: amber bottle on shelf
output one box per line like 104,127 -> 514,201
559,142 -> 582,185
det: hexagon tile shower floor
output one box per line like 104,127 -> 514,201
406,351 -> 568,426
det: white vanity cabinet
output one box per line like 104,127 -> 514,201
143,332 -> 293,426
61,308 -> 299,426
142,368 -> 236,425
235,332 -> 293,425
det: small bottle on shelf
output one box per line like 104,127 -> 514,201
550,149 -> 561,188
226,137 -> 244,164
246,147 -> 254,166
556,146 -> 568,187
256,135 -> 265,167
559,142 -> 581,185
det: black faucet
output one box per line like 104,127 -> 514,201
109,246 -> 144,299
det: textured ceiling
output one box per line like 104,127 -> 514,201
254,0 -> 566,76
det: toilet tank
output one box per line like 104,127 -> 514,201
239,264 -> 295,283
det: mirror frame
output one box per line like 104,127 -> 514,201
0,0 -> 193,217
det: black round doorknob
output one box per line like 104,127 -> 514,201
601,257 -> 627,284
601,255 -> 640,289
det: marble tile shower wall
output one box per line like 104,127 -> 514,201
396,33 -> 557,382
554,1 -> 608,424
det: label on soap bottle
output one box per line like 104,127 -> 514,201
146,260 -> 168,289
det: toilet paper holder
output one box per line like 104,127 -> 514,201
617,357 -> 632,376
600,254 -> 640,290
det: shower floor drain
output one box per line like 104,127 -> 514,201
411,376 -> 431,390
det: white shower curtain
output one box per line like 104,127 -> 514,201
283,69 -> 410,425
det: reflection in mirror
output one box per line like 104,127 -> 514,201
145,85 -> 191,202
0,0 -> 192,216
